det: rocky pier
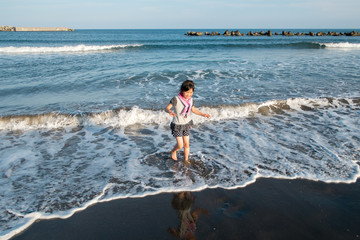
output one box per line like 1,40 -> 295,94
0,26 -> 74,32
186,30 -> 360,37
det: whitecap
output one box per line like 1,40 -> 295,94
0,44 -> 143,54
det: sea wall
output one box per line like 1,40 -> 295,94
186,30 -> 360,37
0,26 -> 74,32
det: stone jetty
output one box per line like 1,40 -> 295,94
0,26 -> 74,32
186,30 -> 360,37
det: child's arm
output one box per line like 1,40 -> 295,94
191,106 -> 211,118
165,103 -> 177,117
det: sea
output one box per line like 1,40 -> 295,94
0,29 -> 359,239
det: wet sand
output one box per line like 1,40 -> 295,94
13,178 -> 360,240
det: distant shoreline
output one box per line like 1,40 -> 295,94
0,26 -> 74,32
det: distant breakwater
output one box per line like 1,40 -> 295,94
0,26 -> 74,32
186,30 -> 360,37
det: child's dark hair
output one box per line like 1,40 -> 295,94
180,80 -> 195,92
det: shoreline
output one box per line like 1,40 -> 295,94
11,178 -> 360,240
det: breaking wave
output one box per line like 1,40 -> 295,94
2,42 -> 360,54
0,44 -> 143,53
320,42 -> 360,49
1,97 -> 358,131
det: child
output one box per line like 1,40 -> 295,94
165,80 -> 210,162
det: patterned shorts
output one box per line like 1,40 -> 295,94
172,129 -> 190,137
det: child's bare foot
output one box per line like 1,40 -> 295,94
171,150 -> 178,161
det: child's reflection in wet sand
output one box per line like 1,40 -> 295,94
168,192 -> 208,240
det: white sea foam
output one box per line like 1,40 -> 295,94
321,42 -> 360,49
0,44 -> 143,53
0,183 -> 115,240
0,97 -> 357,131
1,95 -> 359,240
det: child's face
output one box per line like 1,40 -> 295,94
182,89 -> 193,100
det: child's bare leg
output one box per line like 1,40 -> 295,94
171,137 -> 183,161
183,136 -> 190,162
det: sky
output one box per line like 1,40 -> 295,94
1,0 -> 360,29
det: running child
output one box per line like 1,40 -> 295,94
165,80 -> 210,162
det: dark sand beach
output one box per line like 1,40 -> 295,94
13,178 -> 360,240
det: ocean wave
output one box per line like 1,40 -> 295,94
320,42 -> 360,49
0,44 -> 143,53
144,41 -> 360,50
1,97 -> 358,131
3,42 -> 357,54
142,41 -> 323,50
